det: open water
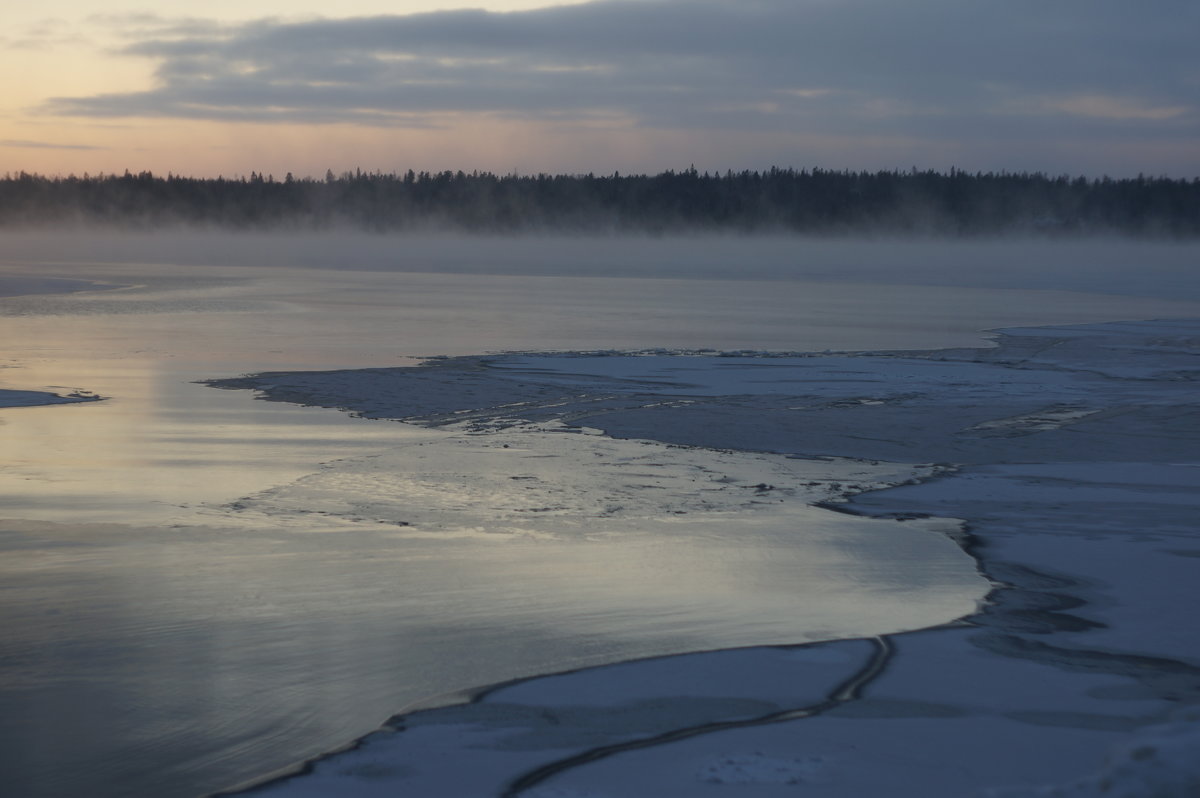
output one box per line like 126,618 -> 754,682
3,234 -> 1198,797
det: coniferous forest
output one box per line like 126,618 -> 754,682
2,167 -> 1197,236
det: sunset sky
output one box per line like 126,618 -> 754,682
3,0 -> 1197,179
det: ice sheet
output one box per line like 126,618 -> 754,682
6,238 -> 1199,798
230,318 -> 1200,798
0,388 -> 101,408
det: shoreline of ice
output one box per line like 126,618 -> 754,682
0,387 -> 104,408
0,275 -> 116,300
0,275 -> 117,409
207,317 -> 1200,797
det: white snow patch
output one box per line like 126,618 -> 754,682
697,752 -> 831,785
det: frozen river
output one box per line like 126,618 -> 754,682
2,233 -> 1199,798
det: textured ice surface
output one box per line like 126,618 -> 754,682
987,709 -> 1200,797
7,240 -> 1200,798
0,388 -> 101,407
224,420 -> 922,536
231,319 -> 1200,798
213,419 -> 984,650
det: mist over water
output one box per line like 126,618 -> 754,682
3,233 -> 1199,798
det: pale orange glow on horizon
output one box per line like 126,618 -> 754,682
3,1 -> 601,178
3,0 -> 1197,180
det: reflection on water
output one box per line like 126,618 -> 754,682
0,356 -> 426,524
2,509 -> 979,798
3,238 -> 1200,798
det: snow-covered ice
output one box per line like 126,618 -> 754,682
0,388 -> 102,408
214,318 -> 1200,798
986,708 -> 1200,797
6,238 -> 1199,798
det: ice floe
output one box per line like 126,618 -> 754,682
0,387 -> 102,408
213,318 -> 1200,798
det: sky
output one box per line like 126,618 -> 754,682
2,0 -> 1197,179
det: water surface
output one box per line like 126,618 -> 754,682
3,235 -> 1199,797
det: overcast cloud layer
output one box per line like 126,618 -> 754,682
41,0 -> 1200,162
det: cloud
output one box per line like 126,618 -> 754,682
2,139 -> 103,150
86,12 -> 239,40
5,16 -> 89,51
41,0 -> 1200,143
1039,95 -> 1190,122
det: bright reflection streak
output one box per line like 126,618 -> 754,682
0,355 -> 428,523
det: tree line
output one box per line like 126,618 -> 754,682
1,166 -> 1197,236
